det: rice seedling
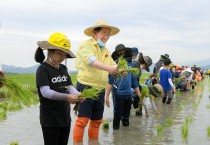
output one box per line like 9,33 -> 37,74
156,124 -> 163,140
10,141 -> 19,145
0,76 -> 38,106
207,126 -> 210,137
151,137 -> 155,145
182,100 -> 188,106
176,91 -> 182,96
177,105 -> 182,113
164,117 -> 174,129
192,101 -> 198,109
181,123 -> 189,143
73,87 -> 102,115
102,120 -> 109,129
181,117 -> 193,143
117,56 -> 139,77
0,109 -> 7,120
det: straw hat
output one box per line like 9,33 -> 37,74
37,32 -> 75,58
149,84 -> 163,98
84,19 -> 120,37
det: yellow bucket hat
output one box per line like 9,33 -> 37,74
84,19 -> 120,37
37,32 -> 75,58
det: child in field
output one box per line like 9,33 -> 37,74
131,53 -> 153,116
137,84 -> 162,117
159,58 -> 176,104
35,32 -> 81,145
105,44 -> 141,130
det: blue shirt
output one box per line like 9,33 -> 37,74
160,69 -> 172,91
108,61 -> 139,99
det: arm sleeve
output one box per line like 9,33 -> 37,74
168,78 -> 175,88
40,86 -> 68,100
168,78 -> 174,88
67,85 -> 80,96
89,56 -> 98,66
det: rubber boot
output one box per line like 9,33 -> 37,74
166,98 -> 172,104
122,118 -> 129,127
73,117 -> 89,142
162,97 -> 167,103
136,110 -> 142,116
88,120 -> 102,139
136,108 -> 142,116
113,113 -> 121,130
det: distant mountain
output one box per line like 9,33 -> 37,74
2,64 -> 40,74
2,59 -> 209,74
2,64 -> 78,74
201,65 -> 210,70
181,58 -> 210,67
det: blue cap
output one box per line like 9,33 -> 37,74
131,47 -> 139,55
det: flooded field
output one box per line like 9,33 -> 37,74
0,78 -> 210,145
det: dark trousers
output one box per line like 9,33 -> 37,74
132,95 -> 140,109
41,125 -> 70,145
76,82 -> 105,120
113,96 -> 132,129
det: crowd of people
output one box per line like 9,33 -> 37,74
33,19 -> 206,145
0,19 -> 205,145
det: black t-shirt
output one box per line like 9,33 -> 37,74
36,62 -> 72,127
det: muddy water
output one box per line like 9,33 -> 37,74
0,79 -> 210,145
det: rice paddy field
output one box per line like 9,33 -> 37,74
0,74 -> 210,145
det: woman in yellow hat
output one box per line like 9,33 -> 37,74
35,32 -> 81,145
73,19 -> 119,142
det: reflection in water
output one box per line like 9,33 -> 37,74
0,79 -> 210,145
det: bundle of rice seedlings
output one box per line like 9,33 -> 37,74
117,56 -> 139,77
141,85 -> 149,97
73,87 -> 102,115
10,141 -> 19,145
102,120 -> 109,129
0,76 -> 38,107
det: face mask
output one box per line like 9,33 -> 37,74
97,39 -> 105,48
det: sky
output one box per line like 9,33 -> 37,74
0,0 -> 210,71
